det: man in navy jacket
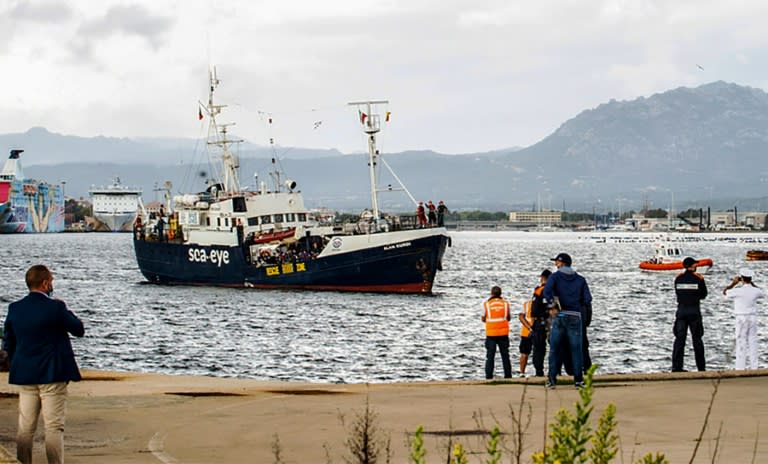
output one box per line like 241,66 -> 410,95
3,265 -> 85,464
542,253 -> 592,389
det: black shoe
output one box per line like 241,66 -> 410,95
545,379 -> 556,389
574,381 -> 586,389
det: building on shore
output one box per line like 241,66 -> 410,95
508,210 -> 562,225
710,210 -> 767,230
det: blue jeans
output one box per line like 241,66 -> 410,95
548,313 -> 583,385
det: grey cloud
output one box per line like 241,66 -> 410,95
67,4 -> 173,65
78,4 -> 173,49
8,1 -> 73,23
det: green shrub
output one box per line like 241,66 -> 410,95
532,365 -> 668,464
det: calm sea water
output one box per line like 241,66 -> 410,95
1,231 -> 767,383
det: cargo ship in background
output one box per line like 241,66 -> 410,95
133,68 -> 450,293
0,149 -> 64,233
88,177 -> 143,232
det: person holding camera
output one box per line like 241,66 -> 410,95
723,268 -> 764,370
543,253 -> 592,389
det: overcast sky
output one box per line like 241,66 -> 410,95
2,0 -> 768,154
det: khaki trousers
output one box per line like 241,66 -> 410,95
17,382 -> 68,464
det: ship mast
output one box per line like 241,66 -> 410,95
204,67 -> 243,195
348,100 -> 388,224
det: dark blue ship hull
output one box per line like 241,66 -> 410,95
133,232 -> 449,294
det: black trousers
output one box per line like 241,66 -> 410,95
531,325 -> 548,376
672,311 -> 705,372
485,336 -> 512,379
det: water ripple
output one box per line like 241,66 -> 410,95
1,231 -> 765,382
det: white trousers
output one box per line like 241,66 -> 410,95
735,315 -> 758,370
17,382 -> 68,464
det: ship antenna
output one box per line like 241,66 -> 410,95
203,67 -> 243,196
347,100 -> 388,224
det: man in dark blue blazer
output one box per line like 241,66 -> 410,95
3,264 -> 85,464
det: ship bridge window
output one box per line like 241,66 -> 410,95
274,213 -> 284,223
298,213 -> 307,222
206,217 -> 211,226
232,197 -> 247,212
225,217 -> 230,227
247,216 -> 259,226
286,213 -> 295,222
217,217 -> 221,227
261,215 -> 272,224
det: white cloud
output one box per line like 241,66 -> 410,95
2,0 -> 768,154
8,1 -> 73,22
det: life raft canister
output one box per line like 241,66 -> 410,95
484,299 -> 510,337
168,217 -> 177,240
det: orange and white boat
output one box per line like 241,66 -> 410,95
639,243 -> 713,273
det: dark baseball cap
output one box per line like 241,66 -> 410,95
682,257 -> 697,268
550,253 -> 572,266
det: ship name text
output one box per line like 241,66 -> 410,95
188,248 -> 231,267
383,241 -> 412,251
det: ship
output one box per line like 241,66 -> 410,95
132,69 -> 450,293
0,149 -> 64,233
88,177 -> 143,232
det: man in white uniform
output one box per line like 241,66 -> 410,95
723,268 -> 765,370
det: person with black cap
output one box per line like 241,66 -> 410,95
436,200 -> 449,227
672,257 -> 708,372
542,253 -> 592,388
517,269 -> 552,377
723,268 -> 764,370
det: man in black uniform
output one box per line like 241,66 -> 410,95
672,257 -> 708,372
529,269 -> 551,377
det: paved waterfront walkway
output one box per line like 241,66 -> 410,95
1,369 -> 767,463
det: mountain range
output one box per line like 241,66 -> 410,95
3,80 -> 767,213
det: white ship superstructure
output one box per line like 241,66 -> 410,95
89,177 -> 143,232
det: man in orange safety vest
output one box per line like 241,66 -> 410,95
482,285 -> 512,379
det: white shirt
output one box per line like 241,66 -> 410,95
724,285 -> 765,315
